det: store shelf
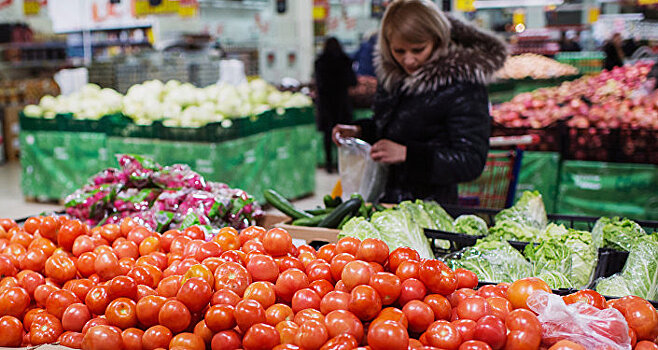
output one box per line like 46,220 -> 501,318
0,59 -> 77,69
68,40 -> 152,48
58,24 -> 152,35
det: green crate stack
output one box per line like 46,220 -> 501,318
555,51 -> 605,74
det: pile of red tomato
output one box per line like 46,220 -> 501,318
0,215 -> 656,350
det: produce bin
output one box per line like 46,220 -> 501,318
514,152 -> 561,213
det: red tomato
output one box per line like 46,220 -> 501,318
263,228 -> 293,257
317,244 -> 337,263
0,315 -> 23,346
306,260 -> 334,284
348,285 -> 382,321
292,288 -> 322,313
425,320 -> 462,350
212,228 -> 240,252
369,272 -> 401,305
58,331 -> 84,349
136,295 -> 167,328
63,278 -> 95,302
506,309 -> 541,333
244,281 -> 277,310
62,303 -> 92,332
547,340 -> 586,350
457,296 -> 492,321
474,315 -> 507,350
44,254 -> 77,284
335,237 -> 361,256
419,260 -> 458,296
158,299 -> 191,334
170,332 -> 205,350
486,297 -> 512,321
107,275 -> 137,300
211,329 -> 242,350
211,289 -> 241,307
396,260 -> 421,281
177,277 -> 213,313
325,309 -> 364,340
246,254 -> 279,283
215,262 -> 252,297
243,323 -> 281,350
105,297 -> 138,330
239,226 -> 266,246
274,268 -> 309,303
294,308 -> 325,325
309,279 -> 333,298
142,325 -> 173,350
81,325 -> 123,350
562,289 -> 607,310
455,268 -> 479,289
635,341 -> 658,350
424,294 -> 452,321
118,328 -> 142,350
183,264 -> 213,286
388,247 -> 421,273
403,300 -> 435,333
612,296 -> 658,341
368,320 -> 408,350
58,220 -> 85,252
330,253 -> 355,282
234,299 -> 267,332
193,320 -> 213,346
459,340 -> 493,350
321,290 -> 350,315
30,312 -> 64,345
356,238 -> 389,265
452,319 -> 477,341
46,289 -> 79,319
265,303 -> 294,326
94,251 -> 121,281
505,330 -> 541,350
295,319 -> 329,350
205,304 -> 236,332
81,317 -> 110,336
320,334 -> 359,350
341,260 -> 373,291
398,278 -> 427,306
507,278 -> 550,310
77,252 -> 97,278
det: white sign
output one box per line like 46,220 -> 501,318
48,0 -> 151,33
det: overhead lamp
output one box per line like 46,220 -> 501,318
474,0 -> 564,9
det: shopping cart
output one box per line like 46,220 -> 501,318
458,134 -> 539,209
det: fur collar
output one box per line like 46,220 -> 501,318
374,15 -> 508,94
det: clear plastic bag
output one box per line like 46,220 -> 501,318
527,291 -> 632,350
337,136 -> 388,203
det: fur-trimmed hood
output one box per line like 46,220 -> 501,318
375,15 -> 508,94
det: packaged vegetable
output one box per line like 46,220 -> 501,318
527,291 -> 631,350
538,224 -> 597,289
369,209 -> 435,260
453,215 -> 488,236
339,217 -> 382,241
597,236 -> 658,300
421,200 -> 455,232
524,240 -> 573,278
488,220 -> 539,242
448,238 -> 532,283
591,217 -> 647,251
494,191 -> 547,230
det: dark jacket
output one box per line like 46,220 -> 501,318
314,53 -> 358,132
603,42 -> 624,71
353,34 -> 377,77
355,16 -> 507,205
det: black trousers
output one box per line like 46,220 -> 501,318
323,130 -> 335,171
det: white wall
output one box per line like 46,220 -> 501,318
0,0 -> 54,35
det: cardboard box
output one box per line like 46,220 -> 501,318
275,220 -> 340,245
2,105 -> 22,162
256,213 -> 290,230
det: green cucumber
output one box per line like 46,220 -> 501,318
292,213 -> 330,226
264,189 -> 312,219
337,214 -> 353,230
307,208 -> 333,215
318,197 -> 362,229
323,195 -> 343,208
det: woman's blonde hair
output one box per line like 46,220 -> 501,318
378,0 -> 451,70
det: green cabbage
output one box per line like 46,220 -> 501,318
524,240 -> 572,277
591,217 -> 646,251
399,200 -> 436,230
448,238 -> 532,283
369,209 -> 435,260
454,215 -> 489,236
339,217 -> 382,241
537,270 -> 574,290
596,274 -> 633,298
422,201 -> 455,232
494,191 -> 547,230
489,220 -> 539,242
596,236 -> 658,300
535,224 -> 596,288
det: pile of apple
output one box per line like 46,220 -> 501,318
0,215 -> 656,350
492,62 -> 657,129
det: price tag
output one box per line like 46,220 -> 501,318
455,0 -> 475,12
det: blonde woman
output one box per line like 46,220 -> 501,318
333,0 -> 507,204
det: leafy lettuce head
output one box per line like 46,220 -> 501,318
454,215 -> 489,236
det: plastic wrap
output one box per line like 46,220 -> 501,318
369,208 -> 435,260
524,240 -> 573,278
64,184 -> 120,225
527,291 -> 631,350
422,201 -> 455,232
596,236 -> 658,300
454,215 -> 489,236
448,239 -> 532,283
591,217 -> 646,251
153,164 -> 208,191
494,191 -> 547,230
337,136 -> 388,203
539,224 -> 597,289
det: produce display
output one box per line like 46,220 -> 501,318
65,154 -> 261,233
22,79 -> 313,127
0,214 -> 655,349
491,62 -> 656,129
494,54 -> 579,80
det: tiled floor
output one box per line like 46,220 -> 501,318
0,161 -> 339,220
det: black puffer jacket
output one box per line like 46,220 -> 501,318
355,16 -> 507,204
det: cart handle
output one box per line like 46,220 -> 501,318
489,134 -> 539,147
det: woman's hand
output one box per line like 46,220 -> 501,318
332,124 -> 362,145
371,139 -> 407,164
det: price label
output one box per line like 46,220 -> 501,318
455,0 -> 475,12
638,0 -> 658,5
24,0 -> 40,15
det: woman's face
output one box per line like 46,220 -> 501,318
390,34 -> 434,75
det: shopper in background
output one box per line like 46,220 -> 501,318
332,0 -> 507,204
353,30 -> 378,77
315,37 -> 358,173
603,33 -> 625,71
560,30 -> 582,52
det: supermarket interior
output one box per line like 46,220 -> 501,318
1,0 -> 658,349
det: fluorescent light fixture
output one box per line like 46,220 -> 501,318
474,0 -> 564,9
